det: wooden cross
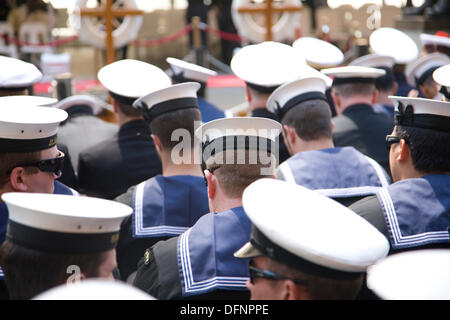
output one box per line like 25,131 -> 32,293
237,0 -> 302,41
80,0 -> 143,65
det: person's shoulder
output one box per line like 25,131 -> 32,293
349,194 -> 389,238
78,134 -> 118,161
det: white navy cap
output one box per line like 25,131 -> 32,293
0,55 -> 42,89
389,96 -> 450,132
300,65 -> 333,88
367,249 -> 450,300
235,178 -> 389,276
98,59 -> 172,105
433,63 -> 450,86
133,82 -> 200,123
230,41 -> 306,93
0,95 -> 57,107
2,192 -> 132,253
54,94 -> 102,115
405,53 -> 450,87
33,279 -> 156,300
348,54 -> 396,69
0,104 -> 67,152
266,77 -> 328,121
420,32 -> 450,54
196,117 -> 281,165
167,57 -> 217,83
292,37 -> 344,69
369,28 -> 419,64
321,66 -> 386,86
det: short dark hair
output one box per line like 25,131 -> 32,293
266,257 -> 364,300
281,99 -> 332,141
0,151 -> 41,188
116,100 -> 143,118
150,108 -> 201,150
375,67 -> 395,92
396,125 -> 450,173
0,240 -> 109,300
206,150 -> 276,198
332,83 -> 376,98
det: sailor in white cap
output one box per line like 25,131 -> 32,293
114,82 -> 209,282
234,178 -> 389,300
420,32 -> 450,56
366,249 -> 450,300
230,41 -> 305,163
132,117 -> 281,300
349,54 -> 398,119
33,278 -> 156,300
405,52 -> 450,100
269,76 -> 390,207
349,97 -> 450,254
0,55 -> 42,96
166,57 -> 225,122
322,66 -> 394,175
369,27 -> 419,97
78,59 -> 171,200
0,192 -> 132,299
55,94 -> 117,172
432,63 -> 450,101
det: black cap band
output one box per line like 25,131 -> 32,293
332,77 -> 376,86
108,91 -> 138,106
395,102 -> 450,132
0,134 -> 57,153
7,220 -> 120,254
250,226 -> 364,280
275,91 -> 327,121
246,82 -> 279,94
137,97 -> 198,124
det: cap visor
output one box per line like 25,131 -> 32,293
234,242 -> 263,259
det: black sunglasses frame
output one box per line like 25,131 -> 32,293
385,134 -> 402,151
248,266 -> 306,286
9,151 -> 65,176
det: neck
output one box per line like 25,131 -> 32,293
396,169 -> 450,182
338,97 -> 373,113
375,92 -> 394,106
290,137 -> 334,154
211,197 -> 243,213
160,151 -> 203,177
116,114 -> 143,127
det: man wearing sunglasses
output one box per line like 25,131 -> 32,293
349,96 -> 450,253
234,178 -> 389,300
0,103 -> 68,299
132,117 -> 281,299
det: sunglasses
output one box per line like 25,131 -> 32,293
248,266 -> 306,286
10,151 -> 65,176
385,135 -> 402,151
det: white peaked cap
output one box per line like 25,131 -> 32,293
292,37 -> 344,68
167,57 -> 217,83
54,94 -> 102,115
230,41 -> 306,88
0,55 -> 42,88
33,279 -> 156,300
405,52 -> 450,87
300,65 -> 333,88
369,28 -> 419,64
433,63 -> 450,86
235,178 -> 389,273
195,117 -> 281,144
266,77 -> 328,117
0,104 -> 67,152
389,96 -> 450,118
321,65 -> 386,79
420,33 -> 450,48
2,193 -> 132,253
367,249 -> 450,300
98,59 -> 172,99
0,95 -> 57,107
348,54 -> 396,69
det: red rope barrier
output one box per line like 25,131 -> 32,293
200,23 -> 244,43
131,25 -> 192,47
5,35 -> 80,47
